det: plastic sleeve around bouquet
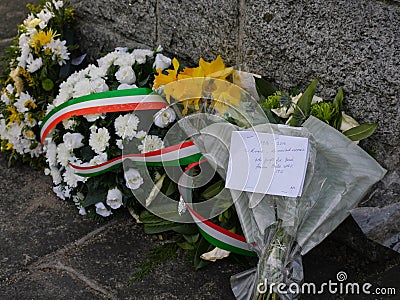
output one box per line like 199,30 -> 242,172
195,117 -> 386,300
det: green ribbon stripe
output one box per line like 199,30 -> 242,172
40,88 -> 154,131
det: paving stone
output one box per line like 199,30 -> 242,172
0,269 -> 101,300
64,216 -> 251,299
0,154 -> 98,282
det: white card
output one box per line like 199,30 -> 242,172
225,131 -> 310,197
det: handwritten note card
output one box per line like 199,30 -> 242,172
225,131 -> 309,197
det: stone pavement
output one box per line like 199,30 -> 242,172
0,1 -> 399,299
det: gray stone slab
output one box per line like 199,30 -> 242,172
0,0 -> 39,40
0,154 -> 98,282
241,0 -> 400,207
158,0 -> 239,66
0,269 -> 100,300
71,0 -> 157,61
65,217 -> 249,299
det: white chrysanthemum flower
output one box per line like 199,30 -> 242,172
1,92 -> 11,106
153,53 -> 171,70
26,54 -> 43,73
89,153 -> 108,165
95,202 -> 112,217
52,0 -> 64,9
63,132 -> 84,150
44,139 -> 57,165
84,113 -> 103,122
116,139 -> 124,149
124,168 -> 144,190
97,51 -> 119,69
53,185 -> 66,200
56,143 -> 72,167
117,83 -> 137,90
24,113 -> 37,127
45,166 -> 62,185
63,165 -> 85,188
7,122 -> 24,138
115,66 -> 136,84
72,78 -> 91,98
132,49 -> 154,64
62,118 -> 76,130
91,77 -> 109,93
114,113 -> 139,139
106,187 -> 123,209
135,130 -> 147,139
37,8 -> 54,24
89,127 -> 110,154
154,107 -> 176,128
6,84 -> 14,94
14,92 -> 32,113
138,135 -> 164,153
43,38 -> 69,65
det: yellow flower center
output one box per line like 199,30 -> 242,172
29,29 -> 58,53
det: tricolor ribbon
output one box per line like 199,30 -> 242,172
41,87 -> 254,256
71,140 -> 202,177
179,161 -> 256,257
40,88 -> 167,144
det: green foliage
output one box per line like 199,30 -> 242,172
128,242 -> 179,284
343,123 -> 377,141
289,79 -> 318,126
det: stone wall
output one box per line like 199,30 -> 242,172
72,0 -> 400,208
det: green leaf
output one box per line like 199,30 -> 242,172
177,241 -> 195,251
83,182 -> 108,207
254,77 -> 277,98
343,123 -> 377,141
183,233 -> 199,244
289,79 -> 318,127
194,237 -> 213,270
201,180 -> 224,199
171,224 -> 199,235
263,108 -> 284,124
143,222 -> 177,234
333,88 -> 343,130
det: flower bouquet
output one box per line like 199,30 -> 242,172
153,63 -> 386,299
41,46 -> 178,218
0,0 -> 77,166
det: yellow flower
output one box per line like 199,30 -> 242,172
24,99 -> 37,109
7,106 -> 22,125
198,55 -> 234,80
24,129 -> 36,140
29,29 -> 58,53
6,142 -> 13,150
156,56 -> 238,113
24,18 -> 41,29
211,79 -> 242,113
153,58 -> 180,89
9,67 -> 24,95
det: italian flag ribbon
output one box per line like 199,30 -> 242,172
71,140 -> 202,177
41,88 -> 254,256
179,161 -> 256,257
40,88 -> 167,144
